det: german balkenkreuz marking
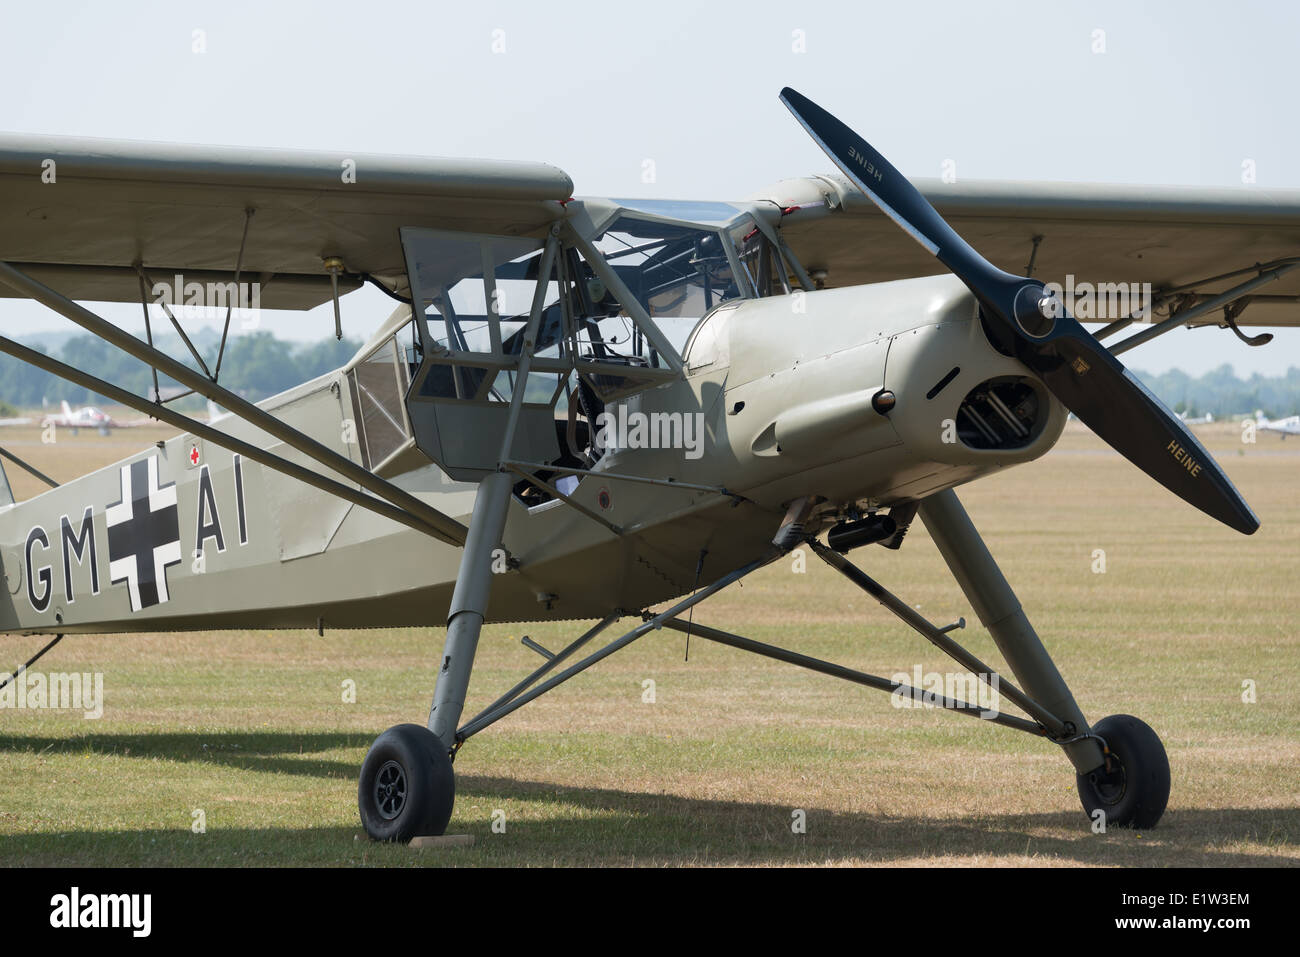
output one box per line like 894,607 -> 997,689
106,456 -> 182,612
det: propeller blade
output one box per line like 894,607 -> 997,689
780,87 -> 1259,535
1029,329 -> 1258,534
779,87 -> 1021,309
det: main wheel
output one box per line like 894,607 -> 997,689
1076,714 -> 1170,829
358,723 -> 455,842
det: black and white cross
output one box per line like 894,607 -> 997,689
107,456 -> 181,612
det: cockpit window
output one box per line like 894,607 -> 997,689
730,216 -> 795,297
610,198 -> 741,224
347,337 -> 412,469
400,212 -> 750,407
401,229 -> 566,403
579,215 -> 742,361
406,232 -> 561,358
395,209 -> 754,496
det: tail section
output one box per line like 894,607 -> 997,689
61,400 -> 73,419
0,368 -> 463,636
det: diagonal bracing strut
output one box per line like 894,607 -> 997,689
0,335 -> 454,541
0,260 -> 468,547
656,617 -> 1044,735
455,550 -> 782,742
458,613 -> 623,735
809,539 -> 1070,738
0,445 -> 59,489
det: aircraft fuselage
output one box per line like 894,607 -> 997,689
0,275 -> 1065,635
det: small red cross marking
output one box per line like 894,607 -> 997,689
189,444 -> 200,466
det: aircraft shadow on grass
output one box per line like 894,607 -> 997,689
0,730 -> 1294,866
0,729 -> 367,780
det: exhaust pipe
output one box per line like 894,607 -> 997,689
827,515 -> 897,553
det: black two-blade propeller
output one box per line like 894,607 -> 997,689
780,87 -> 1258,535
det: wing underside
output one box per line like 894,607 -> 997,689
757,174 -> 1300,328
0,132 -> 574,309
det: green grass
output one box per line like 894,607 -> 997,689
1,422 -> 1297,866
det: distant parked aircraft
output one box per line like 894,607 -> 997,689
1178,411 -> 1214,425
40,400 -> 149,435
1255,410 -> 1300,438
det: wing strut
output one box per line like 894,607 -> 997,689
0,334 -> 459,542
0,633 -> 64,694
0,445 -> 59,489
455,550 -> 780,742
1108,260 -> 1300,356
0,260 -> 468,546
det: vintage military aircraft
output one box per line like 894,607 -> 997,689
1,88 -> 1297,842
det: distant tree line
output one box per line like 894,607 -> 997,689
1138,364 -> 1300,418
0,331 -> 363,410
1,329 -> 1296,420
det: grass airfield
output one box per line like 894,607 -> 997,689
0,417 -> 1297,867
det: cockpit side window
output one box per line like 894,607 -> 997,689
575,216 -> 742,365
347,336 -> 412,470
731,219 -> 795,298
399,213 -> 751,412
395,211 -> 749,502
401,229 -> 565,404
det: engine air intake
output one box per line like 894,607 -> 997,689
955,377 -> 1044,450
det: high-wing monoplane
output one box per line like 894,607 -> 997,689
2,89 -> 1298,840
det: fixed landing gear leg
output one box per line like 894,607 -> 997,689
358,470 -> 513,841
918,488 -> 1169,828
427,470 -> 513,748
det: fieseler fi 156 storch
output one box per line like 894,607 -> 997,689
2,90 -> 1296,840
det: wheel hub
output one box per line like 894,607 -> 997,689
374,760 -> 408,820
1089,762 -> 1127,805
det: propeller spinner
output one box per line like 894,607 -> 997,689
779,87 -> 1258,535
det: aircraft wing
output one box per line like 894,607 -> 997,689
758,174 -> 1300,328
0,133 -> 573,309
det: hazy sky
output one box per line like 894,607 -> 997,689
2,0 -> 1298,376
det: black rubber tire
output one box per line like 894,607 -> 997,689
1076,714 -> 1170,829
358,723 -> 455,842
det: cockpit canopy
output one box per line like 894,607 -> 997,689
369,198 -> 809,478
397,200 -> 774,402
